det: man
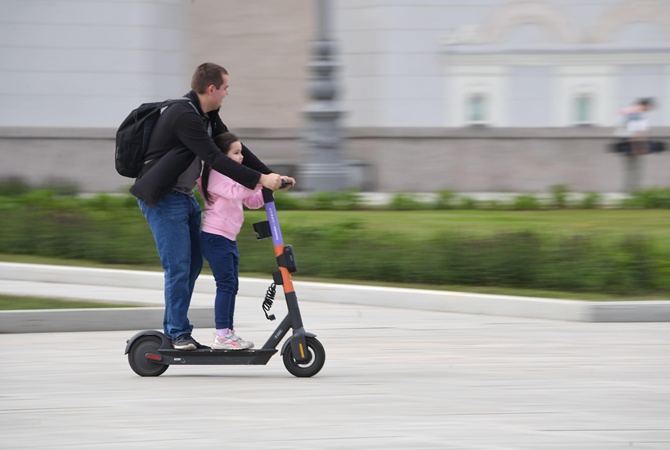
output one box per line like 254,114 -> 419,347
618,98 -> 655,192
620,98 -> 654,154
130,63 -> 294,350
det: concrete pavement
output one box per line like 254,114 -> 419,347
1,301 -> 668,449
0,263 -> 669,449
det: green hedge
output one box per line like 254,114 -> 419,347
1,190 -> 668,296
262,226 -> 663,295
0,191 -> 159,266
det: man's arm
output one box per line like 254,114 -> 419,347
174,112 -> 263,189
211,113 -> 272,175
210,114 -> 293,190
241,143 -> 272,174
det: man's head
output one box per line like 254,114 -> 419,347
192,63 -> 229,112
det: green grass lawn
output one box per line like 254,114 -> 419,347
247,209 -> 670,242
0,294 -> 137,310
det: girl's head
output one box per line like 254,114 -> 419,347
214,132 -> 242,163
201,132 -> 243,204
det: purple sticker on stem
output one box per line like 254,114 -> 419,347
264,202 -> 283,246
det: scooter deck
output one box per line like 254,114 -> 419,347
156,347 -> 277,366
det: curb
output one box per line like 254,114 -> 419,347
1,262 -> 670,333
0,307 -> 213,334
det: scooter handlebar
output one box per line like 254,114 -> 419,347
261,179 -> 293,203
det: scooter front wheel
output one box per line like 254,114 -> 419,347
283,336 -> 325,377
128,335 -> 169,377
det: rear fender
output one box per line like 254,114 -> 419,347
124,330 -> 170,354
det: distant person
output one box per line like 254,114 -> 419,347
620,97 -> 654,156
131,62 -> 295,351
616,98 -> 656,193
197,132 -> 264,350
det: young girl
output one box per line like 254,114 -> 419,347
197,132 -> 265,350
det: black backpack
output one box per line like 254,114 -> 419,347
115,98 -> 192,178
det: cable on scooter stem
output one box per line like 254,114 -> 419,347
262,283 -> 276,321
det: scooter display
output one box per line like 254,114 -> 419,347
125,181 -> 325,377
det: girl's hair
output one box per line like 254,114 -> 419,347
200,132 -> 240,204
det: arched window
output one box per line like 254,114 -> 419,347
573,94 -> 594,125
466,93 -> 488,125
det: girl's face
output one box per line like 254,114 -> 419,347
227,140 -> 243,164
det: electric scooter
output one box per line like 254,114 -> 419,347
125,181 -> 325,377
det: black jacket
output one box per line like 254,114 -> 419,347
130,90 -> 271,207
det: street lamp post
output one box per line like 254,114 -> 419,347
300,0 -> 347,192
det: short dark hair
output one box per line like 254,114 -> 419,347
191,63 -> 228,94
200,132 -> 240,203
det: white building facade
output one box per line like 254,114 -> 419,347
1,0 -> 670,194
335,0 -> 670,128
1,0 -> 668,129
0,0 -> 190,128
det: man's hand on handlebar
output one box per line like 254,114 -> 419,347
260,173 -> 296,191
280,177 -> 296,190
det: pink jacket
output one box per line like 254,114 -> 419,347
197,170 -> 265,241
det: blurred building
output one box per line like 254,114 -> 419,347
0,0 -> 314,128
339,0 -> 669,128
1,0 -> 669,192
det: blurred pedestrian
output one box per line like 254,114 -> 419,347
197,132 -> 264,350
620,98 -> 654,155
131,62 -> 295,351
617,98 -> 655,192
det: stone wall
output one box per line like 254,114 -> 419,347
1,127 -> 669,194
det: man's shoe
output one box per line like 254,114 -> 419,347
195,341 -> 211,350
172,334 -> 198,351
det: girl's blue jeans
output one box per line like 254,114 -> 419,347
200,231 -> 239,330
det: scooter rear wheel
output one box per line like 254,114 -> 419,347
128,335 -> 169,377
283,336 -> 325,377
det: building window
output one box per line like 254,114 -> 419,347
466,94 -> 488,125
573,94 -> 593,125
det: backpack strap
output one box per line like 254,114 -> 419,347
163,97 -> 199,115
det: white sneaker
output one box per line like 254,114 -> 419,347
211,332 -> 254,350
229,330 -> 254,349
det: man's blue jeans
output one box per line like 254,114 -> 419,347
200,231 -> 239,330
138,192 -> 203,339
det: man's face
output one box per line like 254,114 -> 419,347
212,74 -> 229,109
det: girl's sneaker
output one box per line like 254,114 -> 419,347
212,331 -> 254,350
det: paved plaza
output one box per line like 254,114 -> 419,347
1,296 -> 668,449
